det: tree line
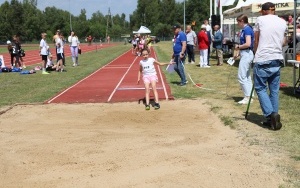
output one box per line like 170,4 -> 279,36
0,0 -> 234,42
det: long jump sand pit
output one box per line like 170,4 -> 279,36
0,100 -> 284,187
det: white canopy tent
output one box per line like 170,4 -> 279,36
132,26 -> 151,34
223,0 -> 297,18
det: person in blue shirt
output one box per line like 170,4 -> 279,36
234,14 -> 254,105
212,25 -> 223,66
172,24 -> 187,86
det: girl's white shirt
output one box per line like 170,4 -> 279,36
139,57 -> 156,76
68,35 -> 80,47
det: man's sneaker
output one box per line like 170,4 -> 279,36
203,65 -> 211,68
178,83 -> 186,86
191,61 -> 195,64
237,97 -> 253,104
42,71 -> 49,74
270,112 -> 282,130
154,103 -> 160,110
72,63 -> 76,67
145,105 -> 150,110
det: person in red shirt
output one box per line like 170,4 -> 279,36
197,25 -> 210,68
86,35 -> 93,46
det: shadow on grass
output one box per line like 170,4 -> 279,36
280,86 -> 300,99
245,112 -> 275,130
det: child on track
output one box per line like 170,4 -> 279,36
137,49 -> 171,110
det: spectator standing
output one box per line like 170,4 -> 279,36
11,35 -> 22,68
7,40 -> 14,67
197,25 -> 210,68
107,35 -> 110,44
253,2 -> 286,130
288,15 -> 294,25
212,25 -> 223,66
68,31 -> 81,67
206,26 -> 212,66
86,35 -> 92,46
172,24 -> 187,86
204,19 -> 212,65
203,20 -> 212,33
234,14 -> 254,104
53,30 -> 60,57
56,32 -> 65,72
185,25 -> 197,64
296,24 -> 300,43
39,33 -> 50,74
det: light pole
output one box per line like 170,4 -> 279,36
183,0 -> 186,29
69,0 -> 72,31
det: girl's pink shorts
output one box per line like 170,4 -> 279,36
143,74 -> 158,83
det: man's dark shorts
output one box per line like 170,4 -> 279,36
41,55 -> 47,61
57,53 -> 64,61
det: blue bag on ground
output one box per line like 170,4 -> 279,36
11,67 -> 21,72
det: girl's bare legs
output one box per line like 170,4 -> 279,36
144,82 -> 151,106
151,80 -> 158,103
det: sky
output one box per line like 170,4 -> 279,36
0,0 -> 184,21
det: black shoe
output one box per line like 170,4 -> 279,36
178,83 -> 186,86
270,112 -> 282,130
154,103 -> 160,110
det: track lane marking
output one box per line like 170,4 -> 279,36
47,50 -> 129,103
107,55 -> 139,102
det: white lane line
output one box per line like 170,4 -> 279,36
117,87 -> 164,90
107,56 -> 139,102
47,50 -> 130,104
153,49 -> 169,100
104,67 -> 130,69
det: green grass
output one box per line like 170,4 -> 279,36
0,44 -> 131,107
0,44 -> 40,54
154,42 -> 300,187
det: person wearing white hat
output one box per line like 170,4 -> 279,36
197,25 -> 210,68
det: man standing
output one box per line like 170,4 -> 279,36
172,24 -> 187,86
212,25 -> 223,66
253,2 -> 286,130
185,25 -> 197,64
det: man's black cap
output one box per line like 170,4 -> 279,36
172,24 -> 181,29
261,2 -> 275,11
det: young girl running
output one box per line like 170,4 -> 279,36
137,49 -> 170,110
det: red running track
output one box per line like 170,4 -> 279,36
1,43 -> 113,67
46,49 -> 173,103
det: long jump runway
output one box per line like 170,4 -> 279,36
47,49 -> 174,104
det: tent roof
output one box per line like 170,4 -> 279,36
132,26 -> 151,34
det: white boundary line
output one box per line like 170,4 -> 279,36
117,87 -> 164,90
47,50 -> 130,104
107,56 -> 139,102
153,49 -> 169,100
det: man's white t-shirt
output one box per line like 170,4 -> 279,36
186,30 -> 197,46
140,57 -> 156,76
40,39 -> 48,55
253,14 -> 287,63
56,38 -> 64,54
205,24 -> 212,32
